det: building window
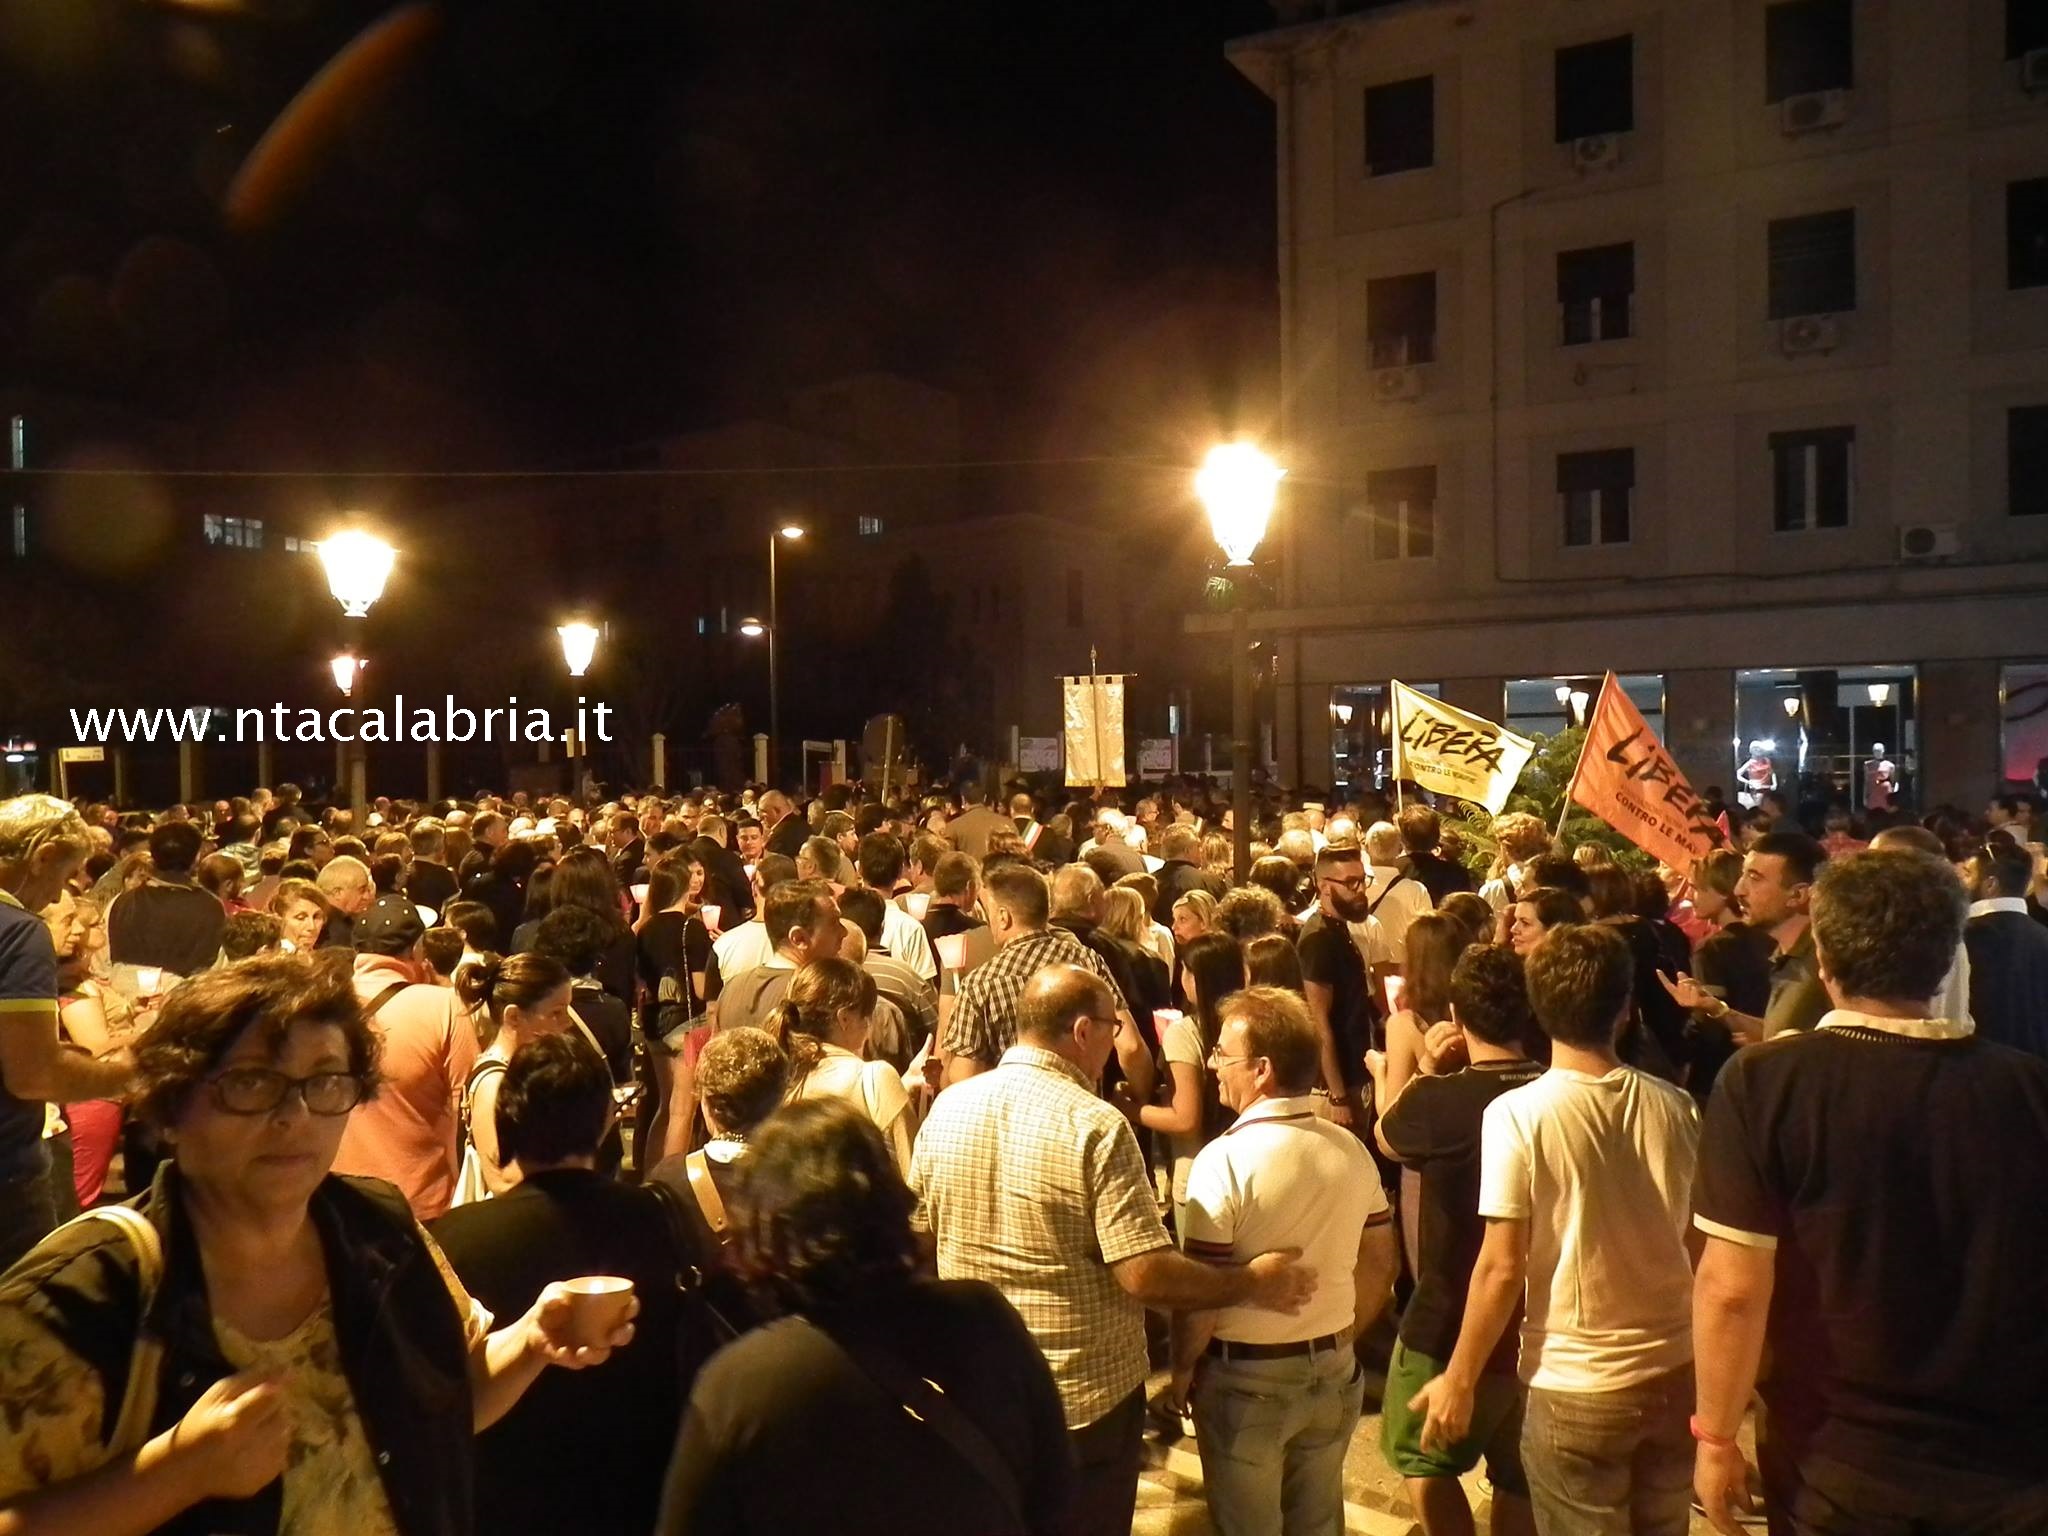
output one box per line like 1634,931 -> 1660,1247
8,507 -> 23,559
1364,75 -> 1434,176
281,536 -> 320,556
1367,271 -> 1437,367
857,515 -> 884,537
1770,427 -> 1855,531
1768,209 -> 1856,318
2008,0 -> 2048,59
1554,35 -> 1634,142
1331,680 -> 1441,794
1066,568 -> 1083,628
1365,466 -> 1436,561
1557,242 -> 1635,344
1507,674 -> 1664,740
1735,666 -> 1915,810
1765,0 -> 1854,101
2009,405 -> 2048,516
1558,448 -> 1634,546
2002,662 -> 2048,790
2009,178 -> 2048,290
202,514 -> 263,550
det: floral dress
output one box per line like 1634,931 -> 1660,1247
0,1226 -> 489,1532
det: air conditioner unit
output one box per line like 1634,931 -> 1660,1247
1777,314 -> 1842,356
2023,48 -> 2048,95
1898,523 -> 1960,561
1571,134 -> 1623,173
1779,89 -> 1851,135
1372,366 -> 1424,403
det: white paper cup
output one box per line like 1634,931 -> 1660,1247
700,903 -> 722,933
136,968 -> 162,997
1152,1008 -> 1185,1036
936,933 -> 966,971
630,883 -> 649,906
561,1276 -> 634,1347
905,891 -> 932,920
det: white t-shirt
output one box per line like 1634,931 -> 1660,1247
793,1043 -> 914,1175
1159,1013 -> 1208,1205
1181,1095 -> 1389,1344
1479,1066 -> 1699,1393
879,902 -> 938,982
712,919 -> 774,981
1366,863 -> 1432,958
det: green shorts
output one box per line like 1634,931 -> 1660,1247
1380,1337 -> 1528,1494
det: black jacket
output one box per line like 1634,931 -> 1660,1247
1965,910 -> 2048,1058
0,1166 -> 474,1536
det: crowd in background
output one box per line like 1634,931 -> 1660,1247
0,768 -> 2043,1536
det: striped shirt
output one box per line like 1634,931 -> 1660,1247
939,927 -> 1119,1066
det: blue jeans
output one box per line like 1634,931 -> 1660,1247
1521,1365 -> 1693,1536
1192,1343 -> 1365,1536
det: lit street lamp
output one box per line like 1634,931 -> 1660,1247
558,621 -> 599,678
318,529 -> 395,618
1866,681 -> 1891,707
330,654 -> 363,696
1783,694 -> 1803,719
1195,443 -> 1284,881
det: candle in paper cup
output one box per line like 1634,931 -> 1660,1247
906,891 -> 932,920
935,933 -> 966,971
1153,1008 -> 1185,1036
630,884 -> 649,906
561,1276 -> 634,1346
700,904 -> 722,934
136,968 -> 162,997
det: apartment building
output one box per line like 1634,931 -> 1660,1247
1222,0 -> 2048,807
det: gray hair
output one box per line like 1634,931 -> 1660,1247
316,854 -> 372,897
1365,820 -> 1404,862
0,794 -> 90,866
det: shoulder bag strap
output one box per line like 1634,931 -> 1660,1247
362,980 -> 410,1021
566,1002 -> 606,1059
810,1320 -> 1025,1526
1367,874 -> 1413,918
70,1206 -> 166,1454
684,1149 -> 727,1235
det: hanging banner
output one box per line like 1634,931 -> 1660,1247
1388,680 -> 1534,814
1567,672 -> 1718,873
1062,674 -> 1127,788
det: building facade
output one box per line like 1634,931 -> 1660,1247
1222,0 -> 2048,809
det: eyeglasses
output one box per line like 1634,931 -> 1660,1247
1086,1012 -> 1126,1036
1208,1050 -> 1254,1068
1321,874 -> 1367,892
207,1067 -> 366,1117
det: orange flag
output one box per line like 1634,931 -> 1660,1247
1565,673 -> 1718,875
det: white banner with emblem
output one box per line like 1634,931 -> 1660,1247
1062,674 -> 1127,788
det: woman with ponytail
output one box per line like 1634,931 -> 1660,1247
453,951 -> 574,1200
768,958 -> 914,1176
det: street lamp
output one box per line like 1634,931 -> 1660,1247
739,617 -> 767,638
1866,681 -> 1891,707
558,621 -> 599,678
1782,694 -> 1802,719
330,653 -> 362,697
1568,689 -> 1591,727
318,529 -> 394,618
1195,443 -> 1284,881
1332,701 -> 1353,726
766,525 -> 805,788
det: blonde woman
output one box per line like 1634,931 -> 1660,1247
767,958 -> 913,1177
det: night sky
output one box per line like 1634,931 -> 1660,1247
1,0 -> 1281,481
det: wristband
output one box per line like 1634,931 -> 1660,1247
1689,1415 -> 1739,1448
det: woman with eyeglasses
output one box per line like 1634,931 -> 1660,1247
0,949 -> 634,1536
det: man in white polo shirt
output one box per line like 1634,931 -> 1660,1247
1171,985 -> 1398,1536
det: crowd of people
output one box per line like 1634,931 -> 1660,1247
0,769 -> 2043,1536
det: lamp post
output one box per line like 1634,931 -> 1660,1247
330,654 -> 363,697
766,525 -> 804,789
316,530 -> 391,824
1196,443 -> 1284,881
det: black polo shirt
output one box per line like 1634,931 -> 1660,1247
1298,911 -> 1370,1088
1694,1013 -> 2048,1484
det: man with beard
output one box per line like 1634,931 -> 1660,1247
1298,845 -> 1376,1129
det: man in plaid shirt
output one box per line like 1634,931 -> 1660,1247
913,963 -> 1316,1536
940,863 -> 1153,1098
